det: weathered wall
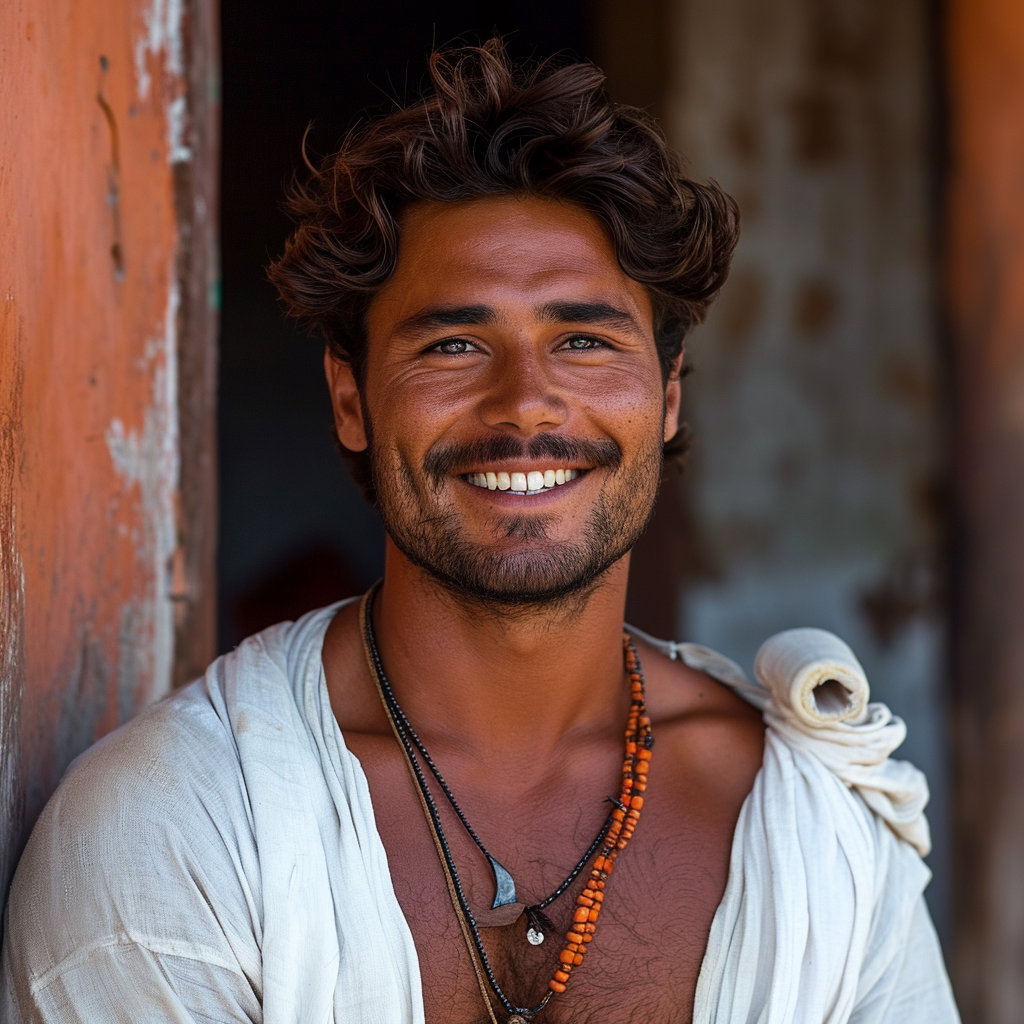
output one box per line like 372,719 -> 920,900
663,0 -> 949,934
0,0 -> 218,897
946,1 -> 1024,1018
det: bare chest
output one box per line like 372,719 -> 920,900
404,844 -> 718,1024
348,738 -> 740,1024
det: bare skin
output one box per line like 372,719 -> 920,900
321,196 -> 764,1024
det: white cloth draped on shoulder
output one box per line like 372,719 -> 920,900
1,605 -> 959,1023
630,625 -> 955,1022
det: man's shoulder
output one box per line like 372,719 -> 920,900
17,621 -> 299,879
631,630 -> 763,733
32,605 -> 341,855
632,633 -> 766,809
27,677 -> 246,864
52,607 -> 331,822
4,675 -> 266,1010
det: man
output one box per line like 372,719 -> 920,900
2,40 -> 958,1023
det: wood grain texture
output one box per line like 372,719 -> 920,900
946,1 -> 1024,1019
172,0 -> 220,689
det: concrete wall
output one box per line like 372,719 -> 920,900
0,0 -> 218,897
662,0 -> 950,934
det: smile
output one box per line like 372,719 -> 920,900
463,468 -> 584,495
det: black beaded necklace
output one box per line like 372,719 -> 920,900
364,595 -> 615,940
358,584 -> 641,1022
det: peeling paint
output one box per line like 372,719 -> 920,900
1,0 -> 202,882
167,94 -> 192,164
134,0 -> 184,101
133,0 -> 192,170
105,280 -> 180,713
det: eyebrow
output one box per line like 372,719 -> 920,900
393,304 -> 498,336
392,299 -> 644,337
535,300 -> 644,334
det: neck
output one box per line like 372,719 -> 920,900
371,537 -> 632,758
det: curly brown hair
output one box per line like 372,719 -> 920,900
268,38 -> 739,387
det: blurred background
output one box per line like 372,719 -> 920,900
4,0 -> 1024,1019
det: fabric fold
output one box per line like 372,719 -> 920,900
752,628 -> 930,857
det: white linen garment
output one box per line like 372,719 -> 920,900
0,602 -> 960,1023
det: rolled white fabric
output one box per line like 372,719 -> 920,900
754,627 -> 870,726
752,627 -> 931,858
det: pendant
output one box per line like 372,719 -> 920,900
525,906 -> 553,946
507,1016 -> 530,1024
488,855 -> 518,909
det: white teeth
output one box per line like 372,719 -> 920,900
465,468 -> 584,492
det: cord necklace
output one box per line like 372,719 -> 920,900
358,584 -> 654,1022
365,609 -> 617,944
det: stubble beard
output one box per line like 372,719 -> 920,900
368,429 -> 665,610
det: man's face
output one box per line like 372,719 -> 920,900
328,195 -> 681,606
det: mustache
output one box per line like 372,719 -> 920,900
423,434 -> 623,485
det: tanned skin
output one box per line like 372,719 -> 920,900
321,196 -> 764,1024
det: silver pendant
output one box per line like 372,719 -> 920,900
507,1016 -> 530,1024
525,906 -> 552,946
488,855 -> 518,909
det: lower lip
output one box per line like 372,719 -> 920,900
459,472 -> 588,505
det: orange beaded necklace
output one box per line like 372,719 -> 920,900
547,635 -> 652,1000
359,586 -> 653,1023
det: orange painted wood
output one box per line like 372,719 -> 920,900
0,0 -> 217,894
946,0 -> 1024,1018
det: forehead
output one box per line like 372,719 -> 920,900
367,195 -> 653,332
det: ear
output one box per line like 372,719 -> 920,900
324,348 -> 368,452
663,348 -> 684,443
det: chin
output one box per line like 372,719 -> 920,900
404,543 -> 624,608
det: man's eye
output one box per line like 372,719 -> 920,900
563,335 -> 606,351
433,338 -> 476,355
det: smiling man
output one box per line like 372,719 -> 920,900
1,40 -> 958,1024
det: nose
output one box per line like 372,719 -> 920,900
477,347 -> 568,437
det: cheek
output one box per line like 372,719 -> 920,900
367,378 -> 471,463
576,370 -> 665,440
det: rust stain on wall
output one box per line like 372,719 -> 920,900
0,0 -> 214,880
